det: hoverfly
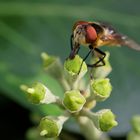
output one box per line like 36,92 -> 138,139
69,21 -> 140,72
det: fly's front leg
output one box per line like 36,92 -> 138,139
69,34 -> 81,59
70,34 -> 74,50
77,45 -> 93,74
69,43 -> 80,59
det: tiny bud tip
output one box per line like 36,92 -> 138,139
40,130 -> 48,136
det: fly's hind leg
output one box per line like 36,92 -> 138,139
87,48 -> 106,79
87,48 -> 106,68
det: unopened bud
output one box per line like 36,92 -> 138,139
90,78 -> 112,101
127,131 -> 140,140
91,52 -> 112,79
131,115 -> 140,134
82,109 -> 118,132
41,52 -> 63,79
63,90 -> 86,113
64,55 -> 87,78
20,82 -> 58,104
97,109 -> 118,132
39,115 -> 68,138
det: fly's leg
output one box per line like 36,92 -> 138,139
69,34 -> 81,59
70,34 -> 73,50
71,34 -> 80,53
87,48 -> 106,68
87,48 -> 106,79
78,45 -> 93,74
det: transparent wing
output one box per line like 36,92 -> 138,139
121,35 -> 140,51
100,25 -> 140,51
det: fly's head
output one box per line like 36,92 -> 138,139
73,21 -> 97,46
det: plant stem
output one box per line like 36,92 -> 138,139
77,116 -> 102,140
60,77 -> 71,91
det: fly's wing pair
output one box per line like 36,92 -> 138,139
92,21 -> 140,51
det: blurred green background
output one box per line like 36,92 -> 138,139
0,0 -> 140,139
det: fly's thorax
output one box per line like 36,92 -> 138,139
94,38 -> 104,48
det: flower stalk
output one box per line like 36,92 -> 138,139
77,116 -> 110,140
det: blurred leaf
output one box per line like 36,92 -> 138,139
0,0 -> 140,136
0,20 -> 64,116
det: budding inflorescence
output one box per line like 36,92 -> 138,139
21,52 -> 118,139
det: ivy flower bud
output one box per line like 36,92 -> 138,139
97,109 -> 118,132
20,82 -> 58,104
64,55 -> 87,77
63,90 -> 86,113
41,52 -> 63,79
39,115 -> 68,138
82,109 -> 118,132
90,78 -> 112,101
91,52 -> 112,79
127,131 -> 140,140
131,115 -> 140,134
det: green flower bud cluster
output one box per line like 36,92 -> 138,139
21,52 -> 118,139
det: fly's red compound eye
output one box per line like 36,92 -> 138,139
86,25 -> 97,43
